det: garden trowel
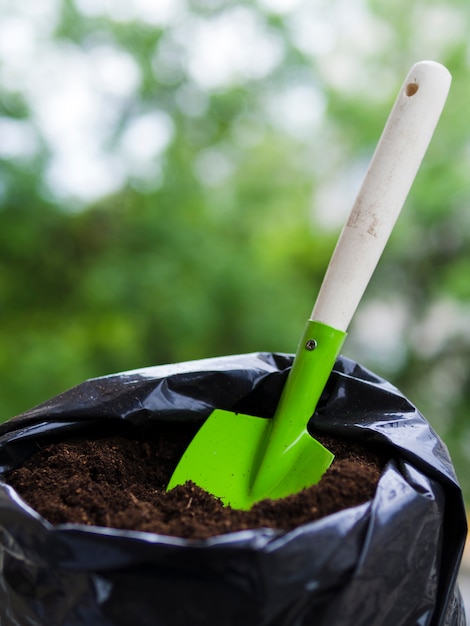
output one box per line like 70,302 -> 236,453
168,61 -> 451,509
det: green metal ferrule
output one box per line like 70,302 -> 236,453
279,319 -> 348,425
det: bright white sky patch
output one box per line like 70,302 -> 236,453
73,0 -> 184,26
287,12 -> 336,57
288,0 -> 396,100
27,43 -> 126,201
0,23 -> 142,203
265,84 -> 326,139
120,112 -> 174,163
184,8 -> 284,89
257,0 -> 303,15
0,118 -> 39,160
45,151 -> 125,204
349,298 -> 409,371
410,299 -> 470,359
409,5 -> 467,59
87,45 -> 141,99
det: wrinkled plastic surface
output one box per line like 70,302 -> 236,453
0,353 -> 466,626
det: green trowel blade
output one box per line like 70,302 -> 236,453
167,408 -> 334,510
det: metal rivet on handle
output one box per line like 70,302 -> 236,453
305,339 -> 317,351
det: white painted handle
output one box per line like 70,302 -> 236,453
311,61 -> 451,331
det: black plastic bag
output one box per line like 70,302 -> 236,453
0,353 -> 467,626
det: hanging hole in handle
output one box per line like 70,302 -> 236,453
405,82 -> 419,97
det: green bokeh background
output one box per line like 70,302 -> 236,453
1,0 -> 469,503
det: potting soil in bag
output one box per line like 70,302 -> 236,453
0,353 -> 466,626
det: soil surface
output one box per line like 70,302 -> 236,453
6,424 -> 387,540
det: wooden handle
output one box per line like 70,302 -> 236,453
311,61 -> 451,331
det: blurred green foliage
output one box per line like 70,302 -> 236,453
1,0 -> 469,501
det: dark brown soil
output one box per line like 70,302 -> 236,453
6,424 -> 387,540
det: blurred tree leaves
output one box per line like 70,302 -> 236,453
1,0 -> 470,500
